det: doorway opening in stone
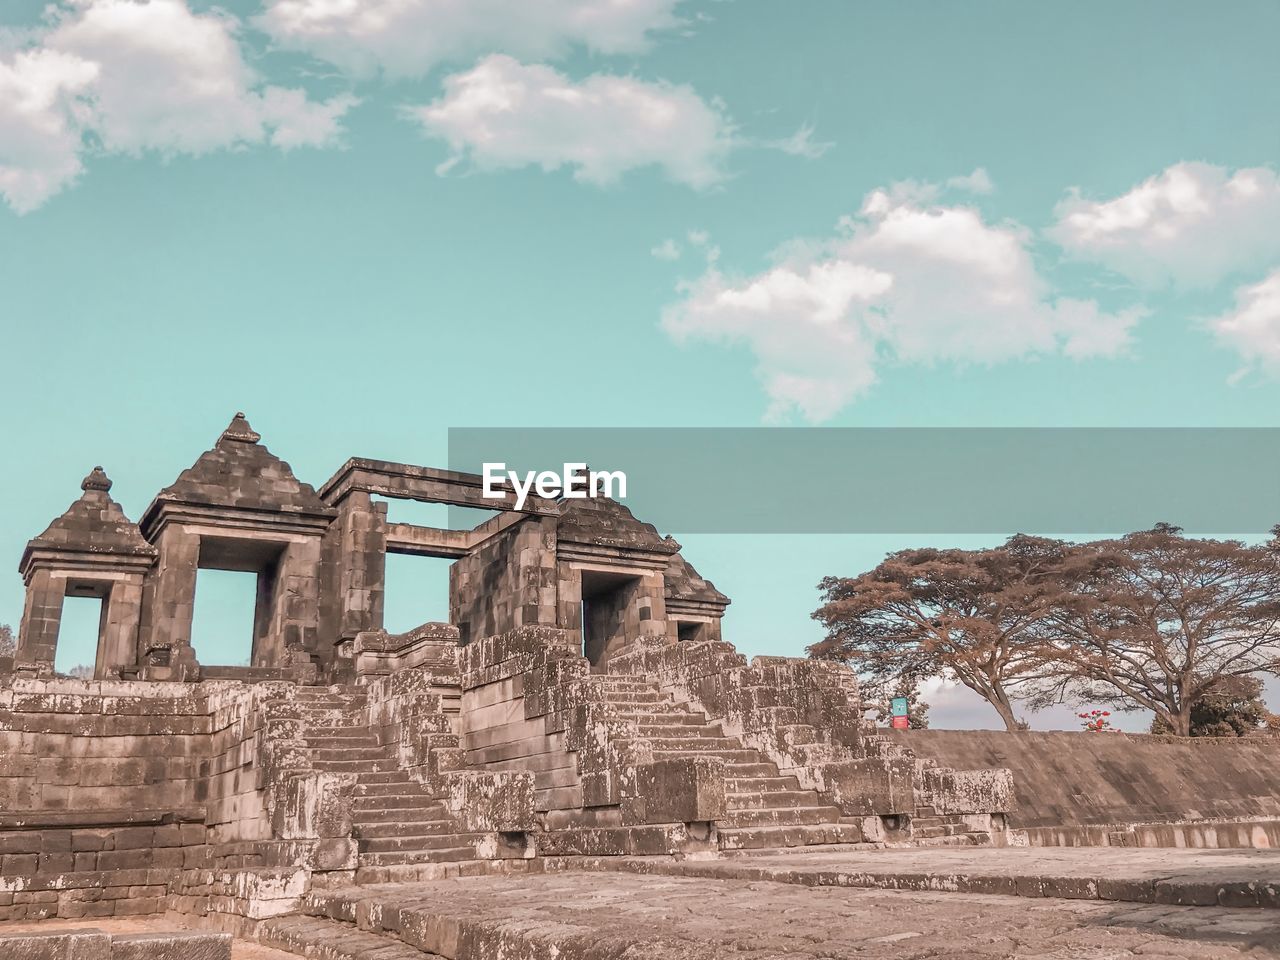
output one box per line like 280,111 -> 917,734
384,553 -> 454,633
580,570 -> 640,672
54,592 -> 103,678
190,568 -> 257,668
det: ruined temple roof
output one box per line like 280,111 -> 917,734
555,496 -> 680,554
22,467 -> 156,568
148,413 -> 334,519
664,552 -> 729,605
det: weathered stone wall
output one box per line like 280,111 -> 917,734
449,517 -> 558,645
885,729 -> 1280,832
0,678 -> 211,921
458,627 -> 585,816
0,679 -> 208,816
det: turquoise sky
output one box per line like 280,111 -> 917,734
3,0 -> 1279,728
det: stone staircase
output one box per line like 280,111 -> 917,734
593,675 -> 864,849
292,687 -> 489,868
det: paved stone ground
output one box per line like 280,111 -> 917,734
333,870 -> 1280,958
585,846 -> 1280,908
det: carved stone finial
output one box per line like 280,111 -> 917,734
81,466 -> 111,492
219,412 -> 261,445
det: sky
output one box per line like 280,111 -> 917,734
3,0 -> 1280,729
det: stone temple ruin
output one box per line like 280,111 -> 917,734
0,414 -> 1011,929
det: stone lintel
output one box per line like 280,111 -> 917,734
318,457 -> 559,515
141,505 -> 334,543
558,545 -> 674,573
18,546 -> 155,585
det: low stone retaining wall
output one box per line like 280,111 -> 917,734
885,729 -> 1280,843
0,928 -> 230,959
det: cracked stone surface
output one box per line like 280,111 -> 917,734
333,870 -> 1280,958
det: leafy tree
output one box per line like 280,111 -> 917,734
0,623 -> 14,657
1040,526 -> 1280,737
866,673 -> 931,729
65,664 -> 94,680
811,535 -> 1070,732
1150,674 -> 1271,738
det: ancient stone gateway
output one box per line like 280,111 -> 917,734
0,413 -> 1011,926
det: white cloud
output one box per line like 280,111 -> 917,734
651,238 -> 681,260
766,124 -> 831,160
256,0 -> 685,79
0,0 -> 357,213
1210,268 -> 1280,378
664,185 -> 1143,422
1050,162 -> 1280,289
0,48 -> 97,213
946,167 -> 993,195
407,55 -> 733,189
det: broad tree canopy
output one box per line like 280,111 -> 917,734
810,534 -> 1069,731
1039,525 -> 1280,736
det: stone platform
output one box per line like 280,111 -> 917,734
587,845 -> 1280,908
287,858 -> 1280,958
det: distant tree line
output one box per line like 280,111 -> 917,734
810,525 -> 1280,737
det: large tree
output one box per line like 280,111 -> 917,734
0,623 -> 14,658
1040,525 -> 1280,737
810,535 -> 1069,732
1149,674 -> 1271,738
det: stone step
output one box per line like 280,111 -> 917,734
354,818 -> 458,839
726,789 -> 826,810
359,845 -> 480,866
612,711 -> 708,725
724,762 -> 784,778
354,770 -> 414,784
651,748 -> 760,763
725,776 -> 802,792
359,831 -> 484,853
722,805 -> 844,827
312,758 -> 402,772
597,693 -> 669,705
303,734 -> 381,747
634,723 -> 725,738
624,736 -> 744,752
294,698 -> 369,711
258,915 -> 428,960
355,781 -> 438,798
311,747 -> 390,761
717,822 -> 864,851
294,713 -> 365,729
353,805 -> 453,824
353,792 -> 445,811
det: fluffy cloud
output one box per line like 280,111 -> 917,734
1050,162 -> 1280,289
256,0 -> 684,79
0,0 -> 357,213
664,184 -> 1143,421
1210,269 -> 1280,377
0,48 -> 98,213
407,55 -> 733,188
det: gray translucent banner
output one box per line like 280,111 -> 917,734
446,428 -> 1280,535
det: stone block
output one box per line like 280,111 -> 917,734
0,929 -> 111,960
817,756 -> 916,816
623,756 -> 726,825
110,932 -> 231,960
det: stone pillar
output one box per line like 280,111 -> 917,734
139,525 -> 200,680
94,575 -> 145,679
335,493 -> 387,642
16,568 -> 67,675
261,537 -> 323,676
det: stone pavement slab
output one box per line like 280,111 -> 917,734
306,869 -> 1280,959
580,845 -> 1280,909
